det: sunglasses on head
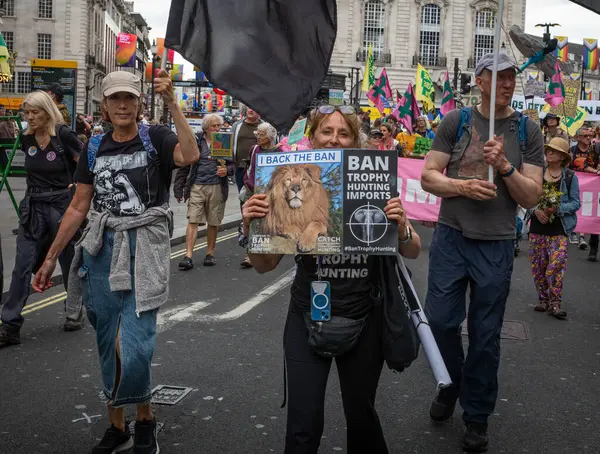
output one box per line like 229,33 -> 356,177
316,105 -> 356,115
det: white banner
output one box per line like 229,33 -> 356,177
511,95 -> 600,121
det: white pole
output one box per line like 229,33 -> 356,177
488,0 -> 505,183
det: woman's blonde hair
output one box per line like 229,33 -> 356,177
22,91 -> 65,136
202,113 -> 224,132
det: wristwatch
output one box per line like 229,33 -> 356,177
399,225 -> 412,244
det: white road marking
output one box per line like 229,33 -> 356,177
156,299 -> 216,333
194,269 -> 295,323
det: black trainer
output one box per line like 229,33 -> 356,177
462,422 -> 489,452
588,250 -> 598,262
92,425 -> 133,454
134,418 -> 159,454
203,254 -> 216,266
429,387 -> 457,422
0,325 -> 21,348
178,256 -> 194,270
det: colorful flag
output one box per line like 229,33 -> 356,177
145,62 -> 160,81
0,33 -> 12,83
165,0 -> 337,130
416,64 -> 435,113
554,36 -> 568,62
170,64 -> 184,81
545,61 -> 566,108
367,68 -> 393,114
583,38 -> 598,70
156,38 -> 175,64
361,45 -> 375,92
391,83 -> 421,134
527,71 -> 539,81
584,88 -> 593,100
440,71 -> 456,117
570,73 -> 581,81
395,89 -> 402,104
116,33 -> 137,67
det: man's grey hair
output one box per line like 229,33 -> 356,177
576,126 -> 591,136
256,122 -> 277,144
202,113 -> 224,132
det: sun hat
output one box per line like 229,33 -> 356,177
101,71 -> 141,97
544,137 -> 572,166
543,113 -> 561,127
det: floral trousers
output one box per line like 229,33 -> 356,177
528,233 -> 568,304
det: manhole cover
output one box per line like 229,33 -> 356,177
129,421 -> 165,435
151,385 -> 193,405
461,320 -> 528,340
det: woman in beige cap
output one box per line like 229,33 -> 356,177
32,69 -> 200,454
529,137 -> 580,320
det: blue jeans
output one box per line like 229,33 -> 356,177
80,229 -> 158,407
424,224 -> 514,424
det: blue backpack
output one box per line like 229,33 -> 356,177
454,107 -> 528,154
87,123 -> 157,171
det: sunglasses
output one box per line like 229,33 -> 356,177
582,134 -> 595,138
316,105 -> 356,115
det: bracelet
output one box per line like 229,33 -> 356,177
398,226 -> 412,244
500,165 -> 515,178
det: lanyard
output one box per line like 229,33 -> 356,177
316,256 -> 323,280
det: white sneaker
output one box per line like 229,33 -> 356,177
569,233 -> 578,244
578,236 -> 588,250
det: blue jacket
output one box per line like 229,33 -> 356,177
529,167 -> 580,236
555,167 -> 580,235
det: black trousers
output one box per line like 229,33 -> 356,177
0,233 -> 3,300
1,203 -> 75,329
283,306 -> 388,454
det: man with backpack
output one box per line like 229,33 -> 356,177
569,127 -> 600,259
421,52 -> 545,452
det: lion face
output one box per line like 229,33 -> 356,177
270,165 -> 322,210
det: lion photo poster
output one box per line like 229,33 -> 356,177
248,149 -> 398,255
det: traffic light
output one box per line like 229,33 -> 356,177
460,74 -> 472,94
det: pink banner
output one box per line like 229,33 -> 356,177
398,158 -> 600,234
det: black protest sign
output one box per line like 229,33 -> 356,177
342,149 -> 398,255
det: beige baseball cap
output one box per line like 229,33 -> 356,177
101,71 -> 141,97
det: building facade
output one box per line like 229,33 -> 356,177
0,0 -> 151,117
330,0 -> 527,107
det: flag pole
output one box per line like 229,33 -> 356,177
488,0 -> 505,183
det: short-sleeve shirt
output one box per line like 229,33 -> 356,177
431,107 -> 545,240
22,128 -> 81,190
74,125 -> 178,216
290,254 -> 376,319
570,145 -> 598,172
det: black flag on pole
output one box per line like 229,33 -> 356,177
165,0 -> 337,131
568,0 -> 600,15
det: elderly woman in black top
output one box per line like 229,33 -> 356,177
0,91 -> 83,347
242,105 -> 421,453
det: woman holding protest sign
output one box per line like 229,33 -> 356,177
241,105 -> 421,453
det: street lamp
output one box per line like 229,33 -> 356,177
150,39 -> 159,120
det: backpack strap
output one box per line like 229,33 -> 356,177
515,111 -> 528,154
138,123 -> 157,158
455,107 -> 471,144
87,133 -> 105,172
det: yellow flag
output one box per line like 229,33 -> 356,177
416,64 -> 435,113
560,107 -> 587,136
361,45 -> 375,92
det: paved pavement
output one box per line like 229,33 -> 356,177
0,176 -> 242,294
0,226 -> 598,453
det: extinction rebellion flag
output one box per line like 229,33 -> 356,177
165,0 -> 337,131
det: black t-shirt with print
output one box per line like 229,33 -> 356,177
290,254 -> 376,319
22,131 -> 79,190
74,125 -> 178,216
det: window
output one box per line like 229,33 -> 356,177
419,4 -> 441,67
38,0 -> 53,18
3,32 -> 13,53
363,1 -> 385,57
16,72 -> 31,94
1,77 -> 15,93
37,34 -> 52,59
4,0 -> 15,16
474,8 -> 495,64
